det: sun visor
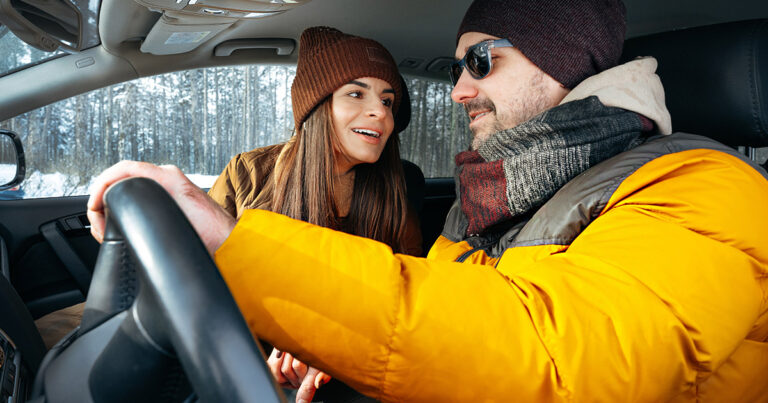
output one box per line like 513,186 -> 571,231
135,0 -> 312,55
140,14 -> 231,55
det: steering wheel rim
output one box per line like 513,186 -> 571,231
34,177 -> 283,402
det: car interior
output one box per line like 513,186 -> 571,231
0,0 -> 767,401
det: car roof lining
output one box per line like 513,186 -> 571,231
2,0 -> 768,121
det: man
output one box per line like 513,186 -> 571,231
88,0 -> 768,401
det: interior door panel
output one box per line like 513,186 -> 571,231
0,176 -> 455,319
0,196 -> 98,319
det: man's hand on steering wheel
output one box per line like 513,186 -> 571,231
87,160 -> 235,254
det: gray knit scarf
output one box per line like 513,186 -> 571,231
456,96 -> 652,236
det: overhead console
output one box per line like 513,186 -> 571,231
134,0 -> 312,55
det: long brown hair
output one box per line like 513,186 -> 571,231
253,99 -> 409,253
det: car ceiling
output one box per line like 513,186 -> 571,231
100,0 -> 768,80
1,0 -> 767,121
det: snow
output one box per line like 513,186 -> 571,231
0,163 -> 16,180
186,174 -> 219,189
0,170 -> 219,200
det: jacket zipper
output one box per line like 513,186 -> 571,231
455,238 -> 497,263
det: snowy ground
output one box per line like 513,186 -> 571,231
185,173 -> 218,189
0,163 -> 16,182
0,170 -> 219,200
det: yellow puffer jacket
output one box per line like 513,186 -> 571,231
215,133 -> 768,402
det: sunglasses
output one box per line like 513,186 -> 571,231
449,38 -> 514,86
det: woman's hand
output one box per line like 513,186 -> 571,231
268,348 -> 331,403
87,160 -> 235,255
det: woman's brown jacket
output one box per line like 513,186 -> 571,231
208,143 -> 423,256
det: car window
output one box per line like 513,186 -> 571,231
0,25 -> 65,77
753,148 -> 768,166
400,77 -> 470,178
0,66 -> 469,199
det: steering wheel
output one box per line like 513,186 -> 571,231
30,178 -> 283,403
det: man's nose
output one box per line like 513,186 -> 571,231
450,70 -> 479,104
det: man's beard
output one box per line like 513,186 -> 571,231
465,71 -> 553,150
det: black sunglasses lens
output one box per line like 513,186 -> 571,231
449,62 -> 463,85
466,45 -> 490,79
450,42 -> 494,85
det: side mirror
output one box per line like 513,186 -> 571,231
0,130 -> 25,191
0,0 -> 82,52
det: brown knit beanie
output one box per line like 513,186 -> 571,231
456,0 -> 626,89
291,26 -> 402,130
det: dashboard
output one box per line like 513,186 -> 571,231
0,328 -> 24,403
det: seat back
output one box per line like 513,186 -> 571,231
396,76 -> 427,214
622,19 -> 768,147
402,159 -> 425,214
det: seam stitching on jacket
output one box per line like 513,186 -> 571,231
589,137 -> 685,221
510,278 -> 575,401
509,158 -> 651,248
507,140 -> 746,250
378,264 -> 405,400
591,161 -> 647,220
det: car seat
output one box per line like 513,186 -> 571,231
395,75 -> 427,214
621,19 -> 768,151
402,158 -> 425,214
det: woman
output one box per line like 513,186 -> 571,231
207,26 -> 422,401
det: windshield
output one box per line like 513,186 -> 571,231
0,66 -> 468,199
0,0 -> 101,77
0,24 -> 65,76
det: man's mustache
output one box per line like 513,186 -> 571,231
463,98 -> 496,117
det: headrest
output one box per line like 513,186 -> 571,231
401,159 -> 425,213
622,19 -> 768,147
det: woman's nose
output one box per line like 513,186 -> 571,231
366,99 -> 388,119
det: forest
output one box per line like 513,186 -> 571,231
1,51 -> 471,198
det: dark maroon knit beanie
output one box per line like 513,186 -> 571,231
456,0 -> 626,89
